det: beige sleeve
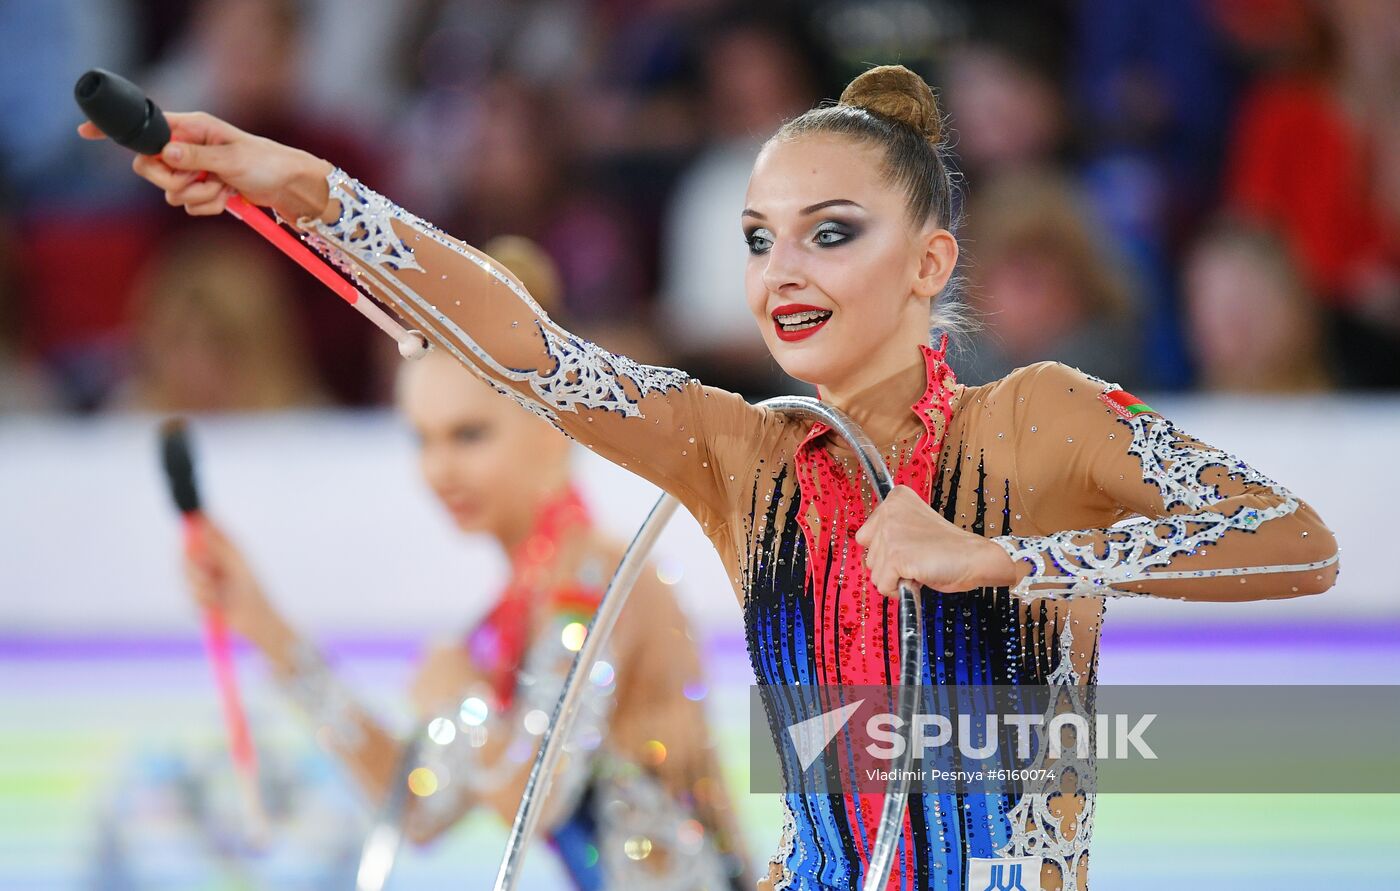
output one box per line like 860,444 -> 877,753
993,362 -> 1340,601
291,167 -> 768,529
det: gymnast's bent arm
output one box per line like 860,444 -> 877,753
994,362 -> 1341,601
183,521 -> 592,845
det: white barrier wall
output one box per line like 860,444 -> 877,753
0,395 -> 1393,636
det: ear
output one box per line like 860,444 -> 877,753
913,227 -> 959,300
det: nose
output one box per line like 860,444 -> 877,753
761,235 -> 807,297
419,441 -> 455,491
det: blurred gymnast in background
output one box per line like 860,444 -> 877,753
182,238 -> 749,889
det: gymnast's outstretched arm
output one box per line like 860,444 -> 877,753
112,112 -> 772,536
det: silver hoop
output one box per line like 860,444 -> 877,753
354,731 -> 424,891
494,396 -> 924,891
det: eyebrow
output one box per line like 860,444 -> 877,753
741,198 -> 865,220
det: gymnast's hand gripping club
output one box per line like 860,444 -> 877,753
494,395 -> 925,891
158,419 -> 269,844
73,68 -> 429,360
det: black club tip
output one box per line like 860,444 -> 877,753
74,68 -> 170,156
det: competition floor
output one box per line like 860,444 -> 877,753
3,624 -> 1397,889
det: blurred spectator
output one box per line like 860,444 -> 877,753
0,0 -> 139,209
1220,0 -> 1385,302
658,16 -> 816,398
112,232 -> 325,413
13,206 -> 166,410
4,0 -> 1396,407
958,170 -> 1141,387
2,0 -> 165,411
438,78 -> 651,329
1073,0 -> 1234,205
1182,220 -> 1331,392
942,9 -> 1069,179
802,0 -> 971,93
0,213 -> 59,413
1218,0 -> 1400,386
144,0 -> 375,169
1066,0 -> 1235,389
142,0 -> 383,404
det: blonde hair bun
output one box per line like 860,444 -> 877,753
838,64 -> 943,144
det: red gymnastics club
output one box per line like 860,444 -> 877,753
159,419 -> 269,844
73,68 -> 429,360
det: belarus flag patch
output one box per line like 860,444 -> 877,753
1099,388 -> 1156,420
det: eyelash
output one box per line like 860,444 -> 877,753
745,221 -> 856,255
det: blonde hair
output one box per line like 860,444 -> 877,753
129,233 -> 321,411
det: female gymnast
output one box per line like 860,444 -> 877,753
181,341 -> 750,888
89,63 -> 1340,891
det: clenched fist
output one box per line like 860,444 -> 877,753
78,110 -> 334,222
853,484 -> 1021,597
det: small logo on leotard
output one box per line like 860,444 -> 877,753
968,856 -> 1041,891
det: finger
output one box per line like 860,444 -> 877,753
169,177 -> 226,207
134,153 -> 201,191
201,523 -> 240,562
77,121 -> 107,140
185,191 -> 231,216
868,567 -> 885,594
166,111 -> 240,147
202,522 -> 229,550
162,140 -> 237,176
188,548 -> 221,580
184,566 -> 218,606
192,582 -> 219,609
877,569 -> 900,599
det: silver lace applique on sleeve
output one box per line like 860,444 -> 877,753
293,168 -> 691,433
992,401 -> 1338,599
278,641 -> 367,750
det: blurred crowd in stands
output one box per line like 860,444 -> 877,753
1,0 -> 1397,414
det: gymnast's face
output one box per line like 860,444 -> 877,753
399,352 -> 569,537
742,133 -> 957,394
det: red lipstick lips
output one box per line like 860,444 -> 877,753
771,303 -> 832,342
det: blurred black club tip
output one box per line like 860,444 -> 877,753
159,418 -> 202,515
